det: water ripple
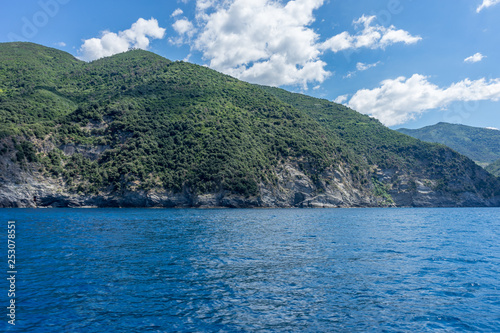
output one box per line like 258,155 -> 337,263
1,207 -> 499,332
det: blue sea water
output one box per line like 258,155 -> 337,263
0,208 -> 499,332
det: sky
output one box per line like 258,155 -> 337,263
1,0 -> 500,130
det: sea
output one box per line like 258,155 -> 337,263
1,208 -> 499,332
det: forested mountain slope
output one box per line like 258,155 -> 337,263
397,123 -> 500,166
1,42 -> 499,207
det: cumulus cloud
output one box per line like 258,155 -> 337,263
347,74 -> 500,126
334,94 -> 349,104
321,15 -> 421,53
174,0 -> 419,88
79,18 -> 166,61
171,8 -> 184,17
172,19 -> 195,36
477,0 -> 500,13
464,52 -> 485,63
191,0 -> 328,87
170,18 -> 196,45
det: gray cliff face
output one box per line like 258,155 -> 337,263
259,163 -> 378,208
1,158 -> 498,208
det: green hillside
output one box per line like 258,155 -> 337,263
262,86 -> 450,171
485,159 -> 500,178
1,42 -> 499,207
397,122 -> 500,166
0,43 -> 346,197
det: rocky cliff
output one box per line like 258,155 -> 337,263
2,155 -> 498,208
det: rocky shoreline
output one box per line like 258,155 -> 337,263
2,162 -> 499,208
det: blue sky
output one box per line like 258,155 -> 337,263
1,0 -> 500,130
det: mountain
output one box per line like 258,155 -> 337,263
485,159 -> 500,177
397,122 -> 500,167
1,42 -> 499,208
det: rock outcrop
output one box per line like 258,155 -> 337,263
2,159 -> 499,208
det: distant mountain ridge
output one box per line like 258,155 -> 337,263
1,42 -> 499,207
397,122 -> 500,176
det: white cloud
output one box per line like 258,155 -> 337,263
167,1 -> 420,88
182,1 -> 419,88
172,19 -> 195,36
54,42 -> 66,47
196,0 -> 216,17
486,127 -> 499,130
170,18 -> 196,45
79,18 -> 166,61
356,61 -> 380,71
477,0 -> 500,13
191,0 -> 328,87
321,15 -> 421,53
347,74 -> 500,126
334,94 -> 349,104
344,61 -> 380,79
343,72 -> 355,79
171,8 -> 184,17
464,52 -> 486,63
